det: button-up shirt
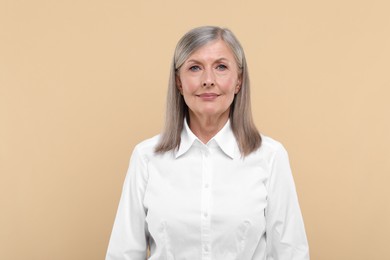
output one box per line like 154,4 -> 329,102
106,120 -> 309,260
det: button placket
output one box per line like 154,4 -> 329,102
200,147 -> 211,259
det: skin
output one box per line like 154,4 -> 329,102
176,39 -> 242,144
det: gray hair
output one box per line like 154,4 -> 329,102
155,26 -> 261,156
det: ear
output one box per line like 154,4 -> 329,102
176,75 -> 183,94
235,77 -> 242,94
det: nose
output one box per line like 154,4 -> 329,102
202,69 -> 215,87
203,82 -> 215,87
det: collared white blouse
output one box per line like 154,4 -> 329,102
106,120 -> 309,260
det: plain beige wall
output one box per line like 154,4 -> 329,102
1,0 -> 389,259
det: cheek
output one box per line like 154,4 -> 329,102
218,78 -> 238,93
180,77 -> 199,94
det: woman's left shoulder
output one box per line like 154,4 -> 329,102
258,134 -> 287,155
247,134 -> 291,165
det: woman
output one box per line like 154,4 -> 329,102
106,26 -> 309,259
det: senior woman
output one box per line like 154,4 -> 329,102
106,26 -> 309,259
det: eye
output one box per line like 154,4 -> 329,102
189,65 -> 201,72
216,64 -> 227,71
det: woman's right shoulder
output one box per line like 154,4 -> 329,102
132,134 -> 161,156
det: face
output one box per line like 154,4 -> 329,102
176,39 -> 241,121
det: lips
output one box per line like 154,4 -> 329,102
197,93 -> 219,98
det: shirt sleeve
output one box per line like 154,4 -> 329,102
265,144 -> 310,260
106,146 -> 149,260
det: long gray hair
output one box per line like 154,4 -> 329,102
155,26 -> 261,156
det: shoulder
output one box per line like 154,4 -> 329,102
240,134 -> 292,182
258,134 -> 287,156
133,134 -> 161,156
125,134 -> 161,170
258,135 -> 295,181
247,134 -> 290,167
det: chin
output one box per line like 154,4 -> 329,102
198,109 -> 229,118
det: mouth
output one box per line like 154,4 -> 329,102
197,93 -> 220,98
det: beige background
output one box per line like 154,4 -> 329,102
1,0 -> 389,259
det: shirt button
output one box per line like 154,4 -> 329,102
204,212 -> 208,218
204,245 -> 209,252
204,183 -> 209,188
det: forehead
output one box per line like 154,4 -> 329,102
186,39 -> 236,62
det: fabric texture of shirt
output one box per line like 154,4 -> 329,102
106,120 -> 310,260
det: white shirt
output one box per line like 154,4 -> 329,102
106,120 -> 309,260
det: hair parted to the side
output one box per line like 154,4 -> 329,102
155,25 -> 261,157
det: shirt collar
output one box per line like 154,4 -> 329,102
213,120 -> 238,159
175,119 -> 198,158
175,118 -> 238,159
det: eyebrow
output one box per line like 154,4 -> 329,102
185,57 -> 230,64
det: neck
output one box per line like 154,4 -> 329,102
188,112 -> 229,144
